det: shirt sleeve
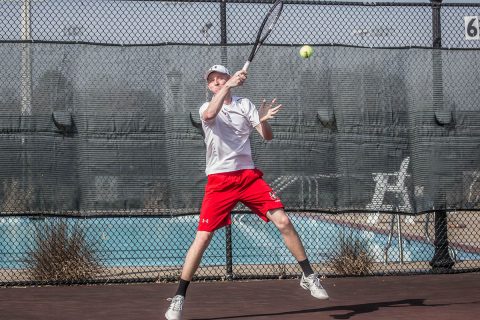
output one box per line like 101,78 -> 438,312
199,102 -> 214,125
245,99 -> 260,128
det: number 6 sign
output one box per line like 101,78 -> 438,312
465,16 -> 480,40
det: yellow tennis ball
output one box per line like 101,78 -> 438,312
299,45 -> 314,59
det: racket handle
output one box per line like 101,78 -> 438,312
242,61 -> 250,71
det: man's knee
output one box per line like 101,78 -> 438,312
269,210 -> 293,232
194,230 -> 214,246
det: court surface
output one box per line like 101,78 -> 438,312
1,273 -> 479,320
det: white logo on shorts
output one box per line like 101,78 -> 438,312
202,218 -> 209,224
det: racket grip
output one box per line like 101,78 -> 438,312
242,61 -> 250,71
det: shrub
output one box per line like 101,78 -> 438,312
330,233 -> 374,276
25,219 -> 101,283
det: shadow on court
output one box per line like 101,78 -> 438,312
191,299 -> 479,320
0,273 -> 479,320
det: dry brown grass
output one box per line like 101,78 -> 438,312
25,220 -> 101,282
330,234 -> 375,276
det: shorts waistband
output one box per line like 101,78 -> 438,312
207,168 -> 257,177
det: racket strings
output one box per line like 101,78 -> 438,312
259,3 -> 283,41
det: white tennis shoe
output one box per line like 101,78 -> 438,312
300,273 -> 329,300
165,295 -> 184,320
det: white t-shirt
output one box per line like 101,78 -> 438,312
199,96 -> 260,175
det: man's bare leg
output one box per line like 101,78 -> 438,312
166,230 -> 215,320
266,208 -> 307,261
180,230 -> 214,281
266,208 -> 329,299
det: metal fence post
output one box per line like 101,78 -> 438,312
220,0 -> 234,281
429,0 -> 454,272
430,210 -> 454,271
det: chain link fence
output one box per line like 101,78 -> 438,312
1,0 -> 479,285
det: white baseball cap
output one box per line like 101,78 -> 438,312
204,65 -> 231,80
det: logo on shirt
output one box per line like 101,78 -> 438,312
202,218 -> 209,224
269,191 -> 280,201
221,109 -> 232,123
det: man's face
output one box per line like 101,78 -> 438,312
207,71 -> 230,93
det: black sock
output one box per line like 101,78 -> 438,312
175,279 -> 190,297
298,258 -> 314,277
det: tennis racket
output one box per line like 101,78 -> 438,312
242,0 -> 284,71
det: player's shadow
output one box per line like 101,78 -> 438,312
190,298 -> 479,320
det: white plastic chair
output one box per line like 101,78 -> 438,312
366,157 -> 414,224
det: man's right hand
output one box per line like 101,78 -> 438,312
226,70 -> 248,88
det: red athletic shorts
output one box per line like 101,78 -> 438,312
198,168 -> 284,232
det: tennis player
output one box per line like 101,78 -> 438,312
165,65 -> 328,320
